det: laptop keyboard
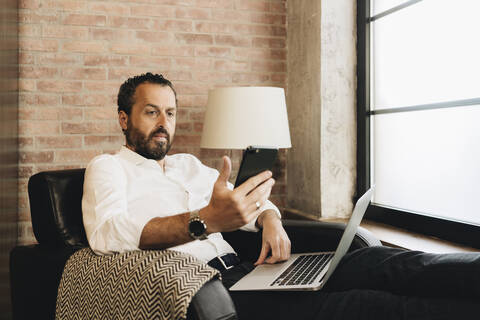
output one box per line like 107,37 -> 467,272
270,253 -> 334,286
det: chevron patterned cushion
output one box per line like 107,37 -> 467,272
55,248 -> 220,320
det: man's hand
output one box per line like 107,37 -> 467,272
200,156 -> 275,233
255,210 -> 291,265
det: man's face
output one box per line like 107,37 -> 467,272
120,83 -> 177,160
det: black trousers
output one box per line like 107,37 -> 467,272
221,247 -> 480,320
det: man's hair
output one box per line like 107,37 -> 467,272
117,72 -> 177,115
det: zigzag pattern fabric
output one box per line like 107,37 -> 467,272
56,248 -> 220,320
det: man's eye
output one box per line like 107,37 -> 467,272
167,111 -> 175,117
147,110 -> 158,116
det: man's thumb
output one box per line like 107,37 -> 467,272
218,156 -> 232,185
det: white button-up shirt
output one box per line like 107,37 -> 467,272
82,146 -> 280,262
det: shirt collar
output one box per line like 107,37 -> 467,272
118,145 -> 171,169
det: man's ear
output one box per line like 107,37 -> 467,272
118,110 -> 128,132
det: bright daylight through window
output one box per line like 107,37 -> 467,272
369,0 -> 480,224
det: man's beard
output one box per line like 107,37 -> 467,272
124,122 -> 172,161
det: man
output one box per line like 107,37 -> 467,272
83,73 -> 479,319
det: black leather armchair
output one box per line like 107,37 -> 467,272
10,169 -> 381,320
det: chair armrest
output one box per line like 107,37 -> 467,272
187,279 -> 237,320
223,219 -> 382,262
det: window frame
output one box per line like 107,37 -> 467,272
356,0 -> 480,249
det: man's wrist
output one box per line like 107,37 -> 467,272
256,210 -> 281,229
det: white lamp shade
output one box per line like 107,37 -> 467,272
200,87 -> 292,149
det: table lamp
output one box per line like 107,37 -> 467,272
200,87 -> 292,150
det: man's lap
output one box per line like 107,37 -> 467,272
221,246 -> 479,319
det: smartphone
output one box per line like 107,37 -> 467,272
234,146 -> 278,188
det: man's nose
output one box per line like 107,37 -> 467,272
156,111 -> 168,127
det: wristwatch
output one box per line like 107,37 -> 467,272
188,209 -> 207,240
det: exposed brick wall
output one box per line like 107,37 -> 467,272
18,0 -> 287,245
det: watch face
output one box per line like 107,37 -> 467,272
189,220 -> 206,237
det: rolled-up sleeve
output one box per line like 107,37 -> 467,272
82,156 -> 148,255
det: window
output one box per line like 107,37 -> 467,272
357,0 -> 480,247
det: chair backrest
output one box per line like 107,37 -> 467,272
28,169 -> 88,248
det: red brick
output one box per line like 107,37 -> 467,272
35,107 -> 82,121
173,135 -> 201,146
162,70 -> 193,81
195,47 -> 231,58
175,33 -> 213,45
61,121 -> 119,134
36,136 -> 82,149
251,60 -> 286,72
172,57 -> 212,70
88,2 -> 130,15
19,66 -> 58,79
18,165 -> 34,179
211,10 -> 248,22
19,12 -> 58,24
175,83 -> 210,95
84,55 -> 128,67
232,72 -> 269,83
107,16 -> 153,29
84,81 -> 122,92
271,73 -> 286,83
90,28 -> 133,41
63,14 -> 106,26
237,0 -> 269,12
131,5 -> 175,18
136,31 -> 172,43
176,122 -> 192,133
20,39 -> 59,52
214,35 -> 251,47
154,20 -> 193,32
19,24 -> 41,37
42,25 -> 89,39
37,80 -> 82,93
19,52 -> 35,64
84,135 -> 124,147
192,71 -> 231,82
45,0 -> 87,11
62,93 -> 115,106
248,12 -> 285,25
176,94 -> 207,107
19,0 -> 41,9
193,122 -> 203,132
214,60 -> 249,71
194,22 -> 235,33
175,7 -> 210,19
108,68 -> 149,80
61,67 -> 107,80
110,42 -> 151,55
189,110 -> 205,120
19,137 -> 34,149
55,149 -> 102,163
129,56 -> 171,68
19,151 -> 54,164
252,37 -> 285,49
19,120 -> 61,135
18,79 -> 36,92
19,93 -> 36,106
151,45 -> 194,57
37,53 -> 79,65
37,94 -> 61,106
63,41 -> 105,53
270,2 -> 286,13
195,0 -> 233,9
84,106 -> 118,120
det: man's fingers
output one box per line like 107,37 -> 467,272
254,242 -> 270,266
265,240 -> 281,264
217,156 -> 232,187
236,170 -> 272,195
245,178 -> 274,210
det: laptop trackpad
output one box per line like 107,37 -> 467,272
229,262 -> 288,291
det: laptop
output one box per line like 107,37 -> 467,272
229,187 -> 374,291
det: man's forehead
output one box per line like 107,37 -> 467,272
133,83 -> 176,106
